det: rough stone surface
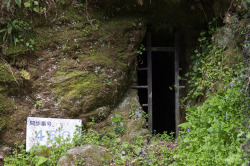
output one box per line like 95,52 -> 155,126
0,145 -> 11,157
92,89 -> 150,144
57,145 -> 112,166
0,5 -> 145,146
215,26 -> 237,49
0,145 -> 11,166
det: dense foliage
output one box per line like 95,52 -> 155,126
175,14 -> 249,165
0,0 -> 66,48
5,120 -> 176,165
175,87 -> 249,165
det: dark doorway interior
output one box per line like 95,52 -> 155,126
137,31 -> 176,135
137,49 -> 148,119
152,52 -> 175,134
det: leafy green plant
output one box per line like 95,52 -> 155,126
76,157 -> 85,165
34,100 -> 42,108
129,104 -> 147,120
62,45 -> 71,52
103,79 -> 111,85
90,19 -> 99,30
0,17 -> 35,52
0,0 -> 22,13
129,104 -> 138,119
83,28 -> 90,36
4,144 -> 51,166
112,114 -> 124,134
157,131 -> 175,142
0,18 -> 32,46
137,44 -> 145,55
132,21 -> 136,27
24,0 -> 46,13
26,38 -> 35,51
89,117 -> 95,125
98,111 -> 106,120
0,0 -> 65,48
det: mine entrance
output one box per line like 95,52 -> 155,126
152,51 -> 175,135
133,32 -> 180,138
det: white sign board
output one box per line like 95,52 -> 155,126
26,117 -> 82,151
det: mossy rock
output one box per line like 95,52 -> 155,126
0,61 -> 21,92
58,145 -> 112,166
47,12 -> 145,122
0,61 -> 21,131
0,94 -> 14,131
0,2 -> 146,147
92,90 -> 150,144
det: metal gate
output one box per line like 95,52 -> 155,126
132,33 -> 180,138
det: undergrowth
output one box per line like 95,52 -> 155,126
175,13 -> 249,166
175,85 -> 249,165
4,126 -> 176,166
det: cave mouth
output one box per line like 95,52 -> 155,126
152,51 -> 175,135
137,29 -> 176,136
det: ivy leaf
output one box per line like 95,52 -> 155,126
24,2 -> 31,7
33,7 -> 39,13
207,128 -> 214,134
223,126 -> 233,132
35,156 -> 48,166
34,1 -> 39,5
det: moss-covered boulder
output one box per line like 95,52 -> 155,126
0,4 -> 145,146
57,145 -> 112,166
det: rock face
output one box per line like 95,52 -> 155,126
57,90 -> 148,166
0,4 -> 145,146
0,145 -> 11,166
57,145 -> 112,166
92,89 -> 149,143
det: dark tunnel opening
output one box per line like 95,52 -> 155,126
152,52 -> 175,135
137,29 -> 176,136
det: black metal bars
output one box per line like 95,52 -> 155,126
132,32 -> 180,136
147,33 -> 153,132
174,33 -> 180,138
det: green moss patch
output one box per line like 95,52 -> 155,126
0,94 -> 14,130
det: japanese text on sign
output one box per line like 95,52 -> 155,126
26,117 -> 82,151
